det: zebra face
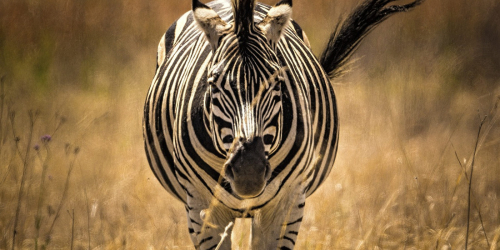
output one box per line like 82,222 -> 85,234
194,0 -> 292,198
206,38 -> 285,198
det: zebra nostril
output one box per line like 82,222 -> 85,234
224,163 -> 234,180
264,163 -> 271,180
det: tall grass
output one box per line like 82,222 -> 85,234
0,0 -> 499,249
11,111 -> 37,250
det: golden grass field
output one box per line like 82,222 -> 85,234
1,0 -> 499,249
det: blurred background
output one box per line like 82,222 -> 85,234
0,0 -> 499,249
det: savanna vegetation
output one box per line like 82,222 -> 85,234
0,0 -> 499,249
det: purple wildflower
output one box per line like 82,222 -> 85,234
41,135 -> 52,143
34,144 -> 40,151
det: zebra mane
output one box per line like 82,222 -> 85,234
231,0 -> 256,39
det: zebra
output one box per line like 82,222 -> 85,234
143,0 -> 423,249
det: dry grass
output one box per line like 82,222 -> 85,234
1,0 -> 499,249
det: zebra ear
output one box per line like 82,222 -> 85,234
192,0 -> 231,51
258,0 -> 292,47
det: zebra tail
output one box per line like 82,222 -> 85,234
319,0 -> 425,79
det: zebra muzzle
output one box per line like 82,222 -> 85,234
224,137 -> 271,199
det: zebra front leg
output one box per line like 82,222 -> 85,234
185,195 -> 235,250
251,191 -> 306,250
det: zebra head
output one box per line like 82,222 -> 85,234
193,0 -> 292,198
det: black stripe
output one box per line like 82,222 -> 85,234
199,236 -> 213,245
206,245 -> 218,250
285,217 -> 303,226
179,183 -> 193,198
190,218 -> 201,226
281,235 -> 296,245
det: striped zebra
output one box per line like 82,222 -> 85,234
143,0 -> 423,249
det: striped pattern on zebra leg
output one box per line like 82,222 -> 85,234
184,182 -> 236,250
251,186 -> 306,250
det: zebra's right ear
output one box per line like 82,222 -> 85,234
192,0 -> 232,51
258,0 -> 292,48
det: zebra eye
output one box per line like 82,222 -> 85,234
222,135 -> 234,144
273,83 -> 281,91
263,126 -> 277,144
263,134 -> 274,144
272,76 -> 283,91
220,128 -> 234,149
222,135 -> 234,150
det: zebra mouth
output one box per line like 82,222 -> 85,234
231,184 -> 267,199
224,162 -> 271,199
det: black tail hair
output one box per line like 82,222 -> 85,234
319,0 -> 424,79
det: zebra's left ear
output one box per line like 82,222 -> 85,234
192,0 -> 231,51
258,0 -> 292,48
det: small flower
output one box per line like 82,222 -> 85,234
41,135 -> 52,143
34,144 -> 40,151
